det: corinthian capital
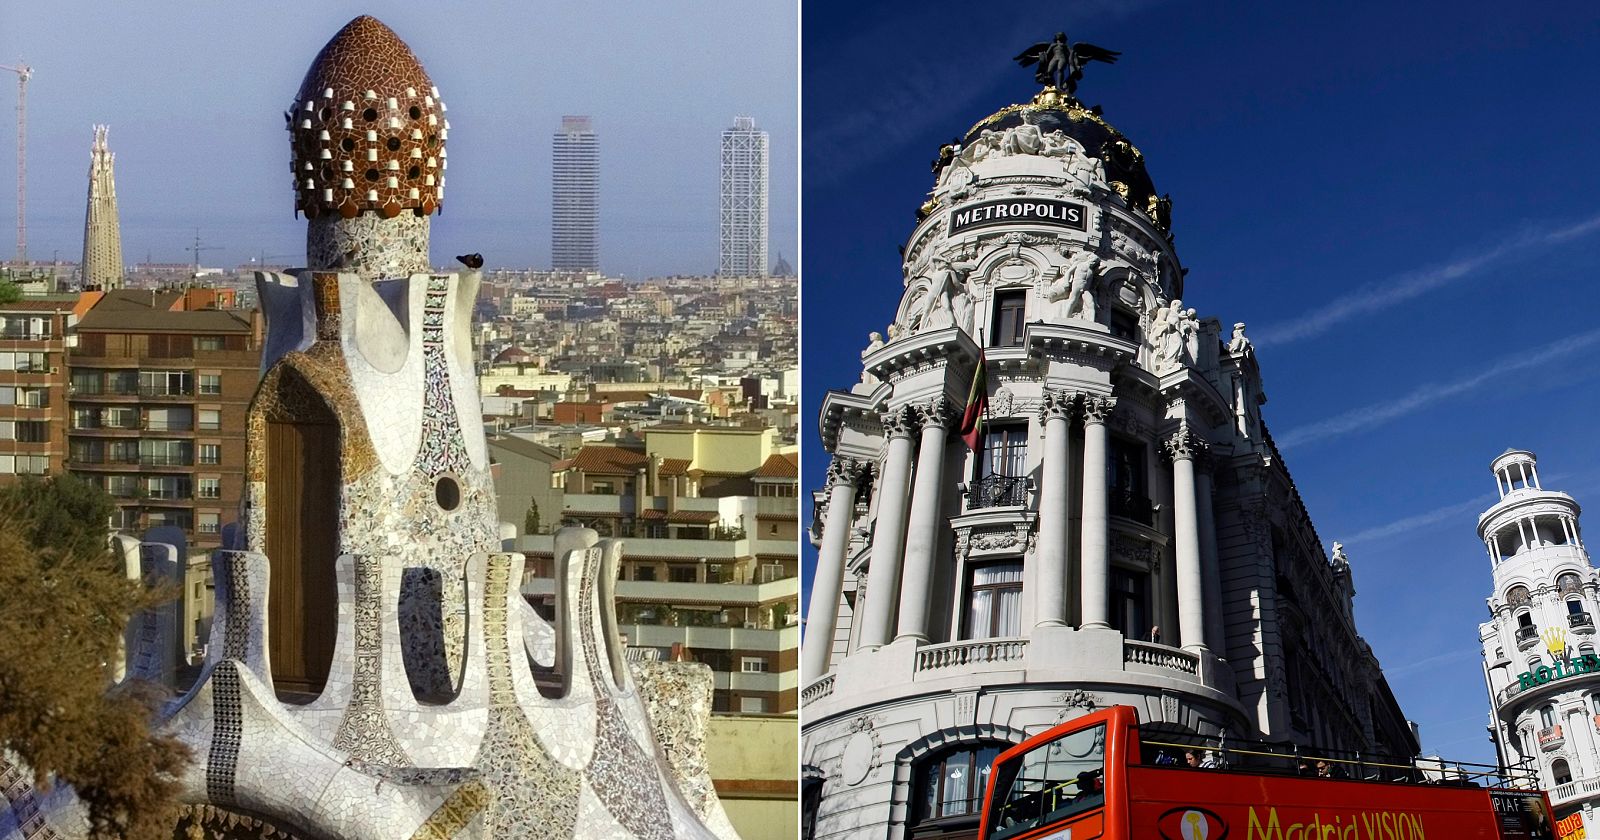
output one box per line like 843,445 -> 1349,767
916,397 -> 957,430
826,457 -> 868,489
1162,427 -> 1209,462
880,405 -> 919,440
1038,389 -> 1081,423
1080,394 -> 1117,424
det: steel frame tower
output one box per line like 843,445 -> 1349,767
719,115 -> 768,277
1,63 -> 31,266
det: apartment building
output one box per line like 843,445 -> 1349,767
0,299 -> 80,483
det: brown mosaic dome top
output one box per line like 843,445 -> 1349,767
289,16 -> 447,219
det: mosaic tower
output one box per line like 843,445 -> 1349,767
552,116 -> 599,272
80,124 -> 123,290
800,57 -> 1416,838
719,115 -> 768,277
0,17 -> 741,840
1478,450 -> 1600,836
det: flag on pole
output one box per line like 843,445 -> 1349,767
959,350 -> 988,451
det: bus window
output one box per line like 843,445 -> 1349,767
987,723 -> 1106,839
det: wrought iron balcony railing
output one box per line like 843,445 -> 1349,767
1571,612 -> 1594,630
1516,625 -> 1540,649
1109,488 -> 1155,525
965,474 -> 1028,509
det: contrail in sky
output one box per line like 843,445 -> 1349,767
1255,212 -> 1600,347
1274,326 -> 1600,449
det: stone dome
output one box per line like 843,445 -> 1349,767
289,16 -> 447,219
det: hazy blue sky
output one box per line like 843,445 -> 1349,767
803,0 -> 1600,763
0,1 -> 796,275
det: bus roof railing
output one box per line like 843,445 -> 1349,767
1139,731 -> 1539,790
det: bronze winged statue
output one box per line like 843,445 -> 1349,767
1014,32 -> 1121,95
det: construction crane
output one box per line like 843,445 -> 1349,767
185,229 -> 221,279
0,62 -> 31,266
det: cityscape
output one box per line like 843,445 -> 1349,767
2,2 -> 1600,840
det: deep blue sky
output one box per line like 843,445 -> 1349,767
802,0 -> 1600,763
0,1 -> 796,275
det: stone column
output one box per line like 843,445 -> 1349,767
858,406 -> 918,651
1079,395 -> 1116,629
1034,390 -> 1078,629
1194,460 -> 1226,654
896,400 -> 954,644
803,457 -> 868,683
1165,426 -> 1209,652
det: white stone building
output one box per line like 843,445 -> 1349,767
1479,449 -> 1600,834
800,81 -> 1416,840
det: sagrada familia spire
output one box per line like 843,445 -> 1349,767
80,125 -> 123,290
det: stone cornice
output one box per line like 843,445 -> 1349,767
861,326 -> 981,384
1155,368 -> 1232,429
1025,321 -> 1138,370
818,387 -> 887,452
1478,490 -> 1582,540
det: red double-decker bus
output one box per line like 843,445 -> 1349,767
976,705 -> 1557,840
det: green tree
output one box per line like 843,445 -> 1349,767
0,280 -> 20,304
524,499 -> 541,535
0,475 -> 190,839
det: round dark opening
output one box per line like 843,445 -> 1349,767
364,168 -> 380,182
409,106 -> 422,120
318,107 -> 333,121
340,137 -> 355,152
427,135 -> 438,148
362,107 -> 378,122
435,476 -> 460,511
386,137 -> 402,152
407,166 -> 421,179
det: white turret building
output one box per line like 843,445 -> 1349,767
800,63 -> 1417,840
1480,449 -> 1600,837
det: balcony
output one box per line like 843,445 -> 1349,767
138,386 -> 194,399
143,419 -> 194,432
914,637 -> 1028,675
141,453 -> 194,468
1110,488 -> 1155,526
965,474 -> 1028,510
1538,724 -> 1565,751
1516,625 -> 1540,650
1571,612 -> 1595,631
71,454 -> 141,467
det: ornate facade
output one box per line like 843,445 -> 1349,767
1480,450 -> 1600,836
79,125 -> 122,291
800,83 -> 1416,839
0,17 -> 737,840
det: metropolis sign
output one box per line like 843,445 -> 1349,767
948,198 -> 1087,235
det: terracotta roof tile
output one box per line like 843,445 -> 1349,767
754,453 -> 799,478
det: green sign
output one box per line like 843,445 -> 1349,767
1517,654 -> 1600,691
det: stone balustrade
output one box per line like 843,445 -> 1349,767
913,638 -> 1029,674
1123,639 -> 1199,675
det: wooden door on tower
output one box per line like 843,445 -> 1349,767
264,416 -> 340,697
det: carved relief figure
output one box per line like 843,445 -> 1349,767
905,255 -> 978,336
1044,250 -> 1101,322
1227,322 -> 1253,356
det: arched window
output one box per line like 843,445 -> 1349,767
1553,758 -> 1573,786
1558,572 -> 1583,595
1508,585 -> 1532,607
912,743 -> 1005,830
1591,694 -> 1600,716
1541,705 -> 1556,729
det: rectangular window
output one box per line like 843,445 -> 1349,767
198,444 -> 221,465
965,562 -> 1023,639
634,565 -> 657,582
1110,308 -> 1140,342
740,657 -> 769,673
71,371 -> 102,394
15,421 -> 47,443
198,409 -> 221,431
139,370 -> 193,397
106,476 -> 138,498
198,374 -> 222,396
195,337 -> 225,352
738,696 -> 769,713
668,565 -> 699,583
197,512 -> 220,534
1108,437 -> 1152,525
0,420 -> 10,440
991,289 -> 1028,347
197,478 -> 221,499
970,423 -> 1029,509
14,455 -> 48,475
1110,567 -> 1150,640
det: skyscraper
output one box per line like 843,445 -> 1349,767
551,115 -> 598,272
719,116 -> 768,277
80,125 -> 124,290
